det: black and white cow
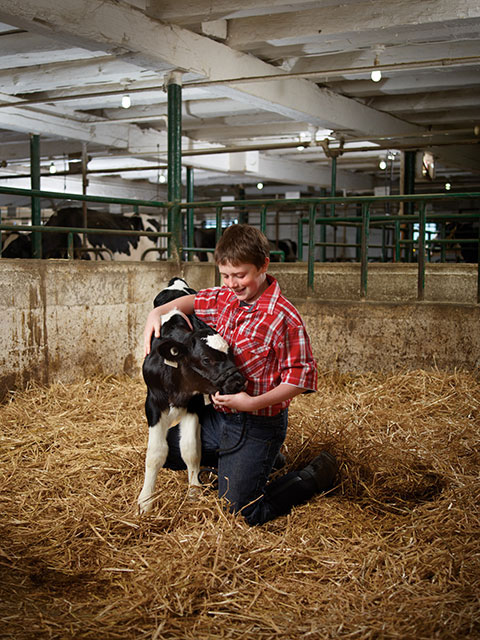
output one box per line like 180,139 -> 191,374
1,208 -> 164,260
138,278 -> 246,513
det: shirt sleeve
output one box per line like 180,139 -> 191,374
275,321 -> 318,392
193,287 -> 222,330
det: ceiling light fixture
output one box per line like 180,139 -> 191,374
256,182 -> 264,190
445,182 -> 452,191
121,94 -> 131,109
371,45 -> 384,82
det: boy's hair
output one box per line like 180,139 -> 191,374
214,224 -> 270,268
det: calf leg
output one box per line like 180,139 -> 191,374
138,416 -> 170,513
179,413 -> 202,494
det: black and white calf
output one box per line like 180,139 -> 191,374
138,278 -> 245,513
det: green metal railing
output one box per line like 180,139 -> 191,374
179,192 -> 480,302
1,185 -> 479,302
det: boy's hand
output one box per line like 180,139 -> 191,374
144,308 -> 163,356
212,391 -> 255,412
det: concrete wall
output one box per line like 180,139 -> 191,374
1,259 -> 478,400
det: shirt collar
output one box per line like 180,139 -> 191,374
227,274 -> 279,314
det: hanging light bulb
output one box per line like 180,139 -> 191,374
49,162 -> 57,174
121,94 -> 131,109
159,172 -> 166,184
256,182 -> 264,190
445,182 -> 452,191
370,46 -> 384,82
379,159 -> 387,170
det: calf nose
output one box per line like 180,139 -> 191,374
220,371 -> 247,395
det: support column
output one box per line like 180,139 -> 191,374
403,150 -> 416,262
81,142 -> 89,248
167,72 -> 183,260
186,166 -> 194,260
30,134 -> 42,258
331,156 -> 337,260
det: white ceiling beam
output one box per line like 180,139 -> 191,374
403,109 -> 480,126
0,105 -> 131,148
184,121 -> 311,141
0,0 -> 425,138
255,154 -> 373,192
0,31 -> 105,69
0,174 -> 163,205
367,89 -> 480,113
145,0 -> 321,24
0,56 -> 157,94
289,40 -> 480,76
226,0 -> 480,49
431,146 -> 480,175
331,69 -> 480,97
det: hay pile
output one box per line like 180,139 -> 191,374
0,369 -> 479,639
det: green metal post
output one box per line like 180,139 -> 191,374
260,205 -> 267,234
355,201 -> 362,262
237,186 -> 247,224
331,157 -> 337,260
360,203 -> 370,298
215,206 -> 222,286
186,166 -> 194,261
417,202 -> 426,301
307,204 -> 316,293
403,151 -> 416,262
167,73 -> 182,260
394,220 -> 401,262
319,187 -> 326,262
297,219 -> 304,261
30,134 -> 42,258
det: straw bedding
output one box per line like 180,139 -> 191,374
0,369 -> 479,639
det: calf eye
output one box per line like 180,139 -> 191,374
170,347 -> 179,356
202,357 -> 212,366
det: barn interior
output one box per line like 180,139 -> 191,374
0,4 -> 479,638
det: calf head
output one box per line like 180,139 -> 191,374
146,310 -> 245,396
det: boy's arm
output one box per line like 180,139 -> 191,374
143,293 -> 195,356
212,382 -> 305,413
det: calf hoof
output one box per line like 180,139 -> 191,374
138,496 -> 153,514
187,485 -> 202,501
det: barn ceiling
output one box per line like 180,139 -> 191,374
0,0 -> 479,206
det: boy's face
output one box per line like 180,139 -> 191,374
218,259 -> 270,303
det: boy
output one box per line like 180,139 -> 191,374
144,224 -> 337,526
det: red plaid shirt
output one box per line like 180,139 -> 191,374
194,275 -> 317,416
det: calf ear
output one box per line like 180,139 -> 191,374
155,337 -> 189,366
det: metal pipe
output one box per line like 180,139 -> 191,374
184,56 -> 480,88
30,134 -> 41,258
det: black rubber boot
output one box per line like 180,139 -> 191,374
272,451 -> 286,471
265,451 -> 338,518
298,451 -> 338,494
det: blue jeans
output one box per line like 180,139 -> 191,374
165,404 -> 288,525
